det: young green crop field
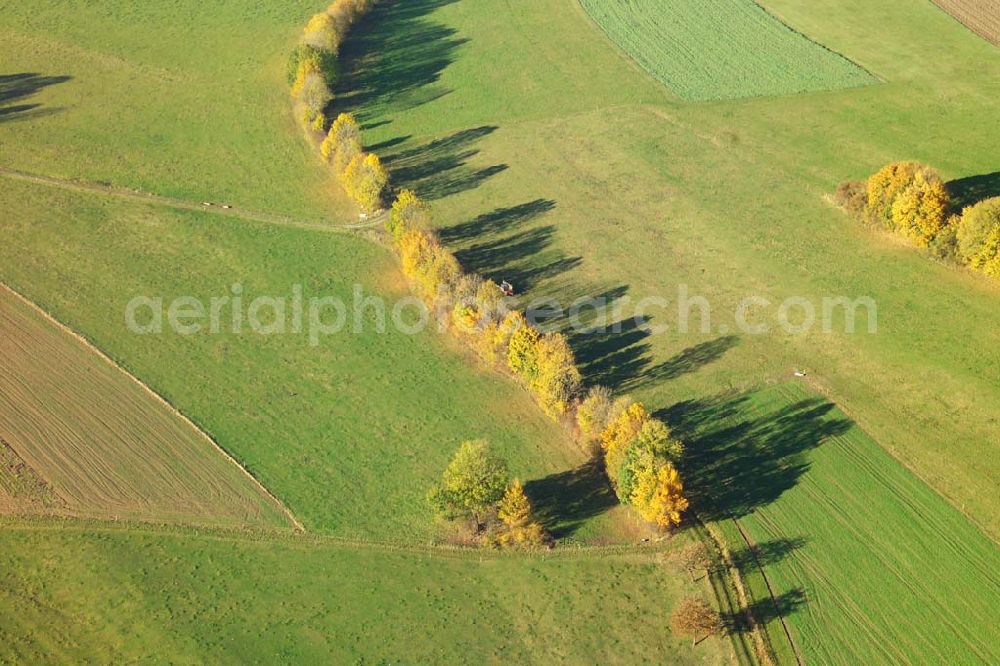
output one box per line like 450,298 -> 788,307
579,0 -> 876,101
683,383 -> 1000,664
0,285 -> 291,528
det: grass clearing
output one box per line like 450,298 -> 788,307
681,383 -> 1000,664
0,285 -> 292,529
578,0 -> 876,101
0,522 -> 732,664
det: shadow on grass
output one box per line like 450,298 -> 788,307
568,329 -> 739,392
0,72 -> 70,123
728,536 -> 807,572
724,588 -> 807,633
383,125 -> 506,200
336,0 -> 466,118
947,171 -> 1000,210
662,393 -> 852,522
525,457 -> 617,540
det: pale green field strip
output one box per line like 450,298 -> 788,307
0,522 -> 735,664
0,284 -> 295,529
716,384 -> 1000,664
578,0 -> 877,100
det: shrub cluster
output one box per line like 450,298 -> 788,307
838,161 -> 1000,278
579,393 -> 688,528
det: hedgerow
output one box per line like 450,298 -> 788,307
289,0 -> 690,534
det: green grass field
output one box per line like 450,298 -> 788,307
333,0 -> 1000,660
0,286 -> 291,528
0,521 -> 732,664
579,0 -> 876,101
0,175 -> 635,543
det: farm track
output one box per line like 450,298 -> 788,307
0,513 -> 679,562
0,166 -> 386,232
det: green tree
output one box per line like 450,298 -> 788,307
428,440 -> 510,523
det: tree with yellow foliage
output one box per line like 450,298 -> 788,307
630,461 -> 688,529
577,385 -> 613,442
891,169 -> 951,246
600,401 -> 650,486
386,189 -> 430,245
866,161 -> 922,228
303,12 -> 340,53
496,479 -> 546,548
957,197 -> 1000,277
342,152 -> 387,213
321,113 -> 362,174
530,332 -> 582,417
507,319 -> 541,380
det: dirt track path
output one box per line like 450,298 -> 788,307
0,166 -> 387,232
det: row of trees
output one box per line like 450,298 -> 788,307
388,190 -> 584,418
837,161 -> 1000,278
427,440 -> 546,548
321,112 -> 388,212
289,0 -> 374,130
288,1 -> 690,534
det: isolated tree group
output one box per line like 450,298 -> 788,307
838,161 -> 1000,279
428,442 -> 546,548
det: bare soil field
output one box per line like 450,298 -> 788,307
0,285 -> 293,529
932,0 -> 1000,45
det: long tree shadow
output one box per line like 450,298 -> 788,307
723,588 -> 807,633
662,392 -> 852,521
454,224 -> 582,292
630,335 -> 740,390
336,0 -> 466,118
729,537 -> 807,572
524,457 -> 618,540
383,126 -> 506,200
0,72 -> 70,123
947,171 -> 1000,209
440,199 -> 556,243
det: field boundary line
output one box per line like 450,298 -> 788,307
0,166 -> 385,232
0,513 -> 685,561
733,518 -> 804,666
0,282 -> 305,533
